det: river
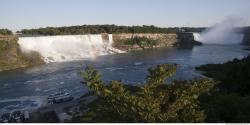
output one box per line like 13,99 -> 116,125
0,44 -> 249,113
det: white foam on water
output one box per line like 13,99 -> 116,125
0,96 -> 47,114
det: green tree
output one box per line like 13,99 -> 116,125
0,29 -> 13,35
197,55 -> 250,122
19,25 -> 201,35
75,64 -> 215,122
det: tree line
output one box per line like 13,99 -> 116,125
0,29 -> 13,35
18,25 -> 206,35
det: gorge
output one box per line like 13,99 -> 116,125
1,30 -> 250,119
0,32 -> 197,68
2,28 -> 250,72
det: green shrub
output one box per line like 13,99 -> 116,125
197,55 -> 250,122
75,64 -> 215,122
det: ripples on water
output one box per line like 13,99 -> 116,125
0,44 -> 249,113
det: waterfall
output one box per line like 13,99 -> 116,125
192,17 -> 244,44
193,33 -> 202,42
18,34 -> 124,63
107,34 -> 113,49
193,32 -> 244,44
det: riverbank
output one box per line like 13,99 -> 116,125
0,44 -> 249,122
0,35 -> 44,71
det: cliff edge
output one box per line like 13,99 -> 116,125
0,35 -> 44,71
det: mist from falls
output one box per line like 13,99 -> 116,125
193,17 -> 244,44
18,34 -> 122,63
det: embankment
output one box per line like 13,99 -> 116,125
0,35 -> 44,71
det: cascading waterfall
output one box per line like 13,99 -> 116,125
193,33 -> 202,42
107,34 -> 113,49
18,34 -> 123,63
193,32 -> 244,44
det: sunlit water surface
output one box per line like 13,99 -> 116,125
0,45 -> 249,113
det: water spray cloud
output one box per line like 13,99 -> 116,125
196,17 -> 244,44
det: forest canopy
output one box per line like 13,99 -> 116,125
0,29 -> 13,35
18,25 -> 206,35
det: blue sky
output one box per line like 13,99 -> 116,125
0,0 -> 250,31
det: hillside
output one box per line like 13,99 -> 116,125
0,35 -> 44,71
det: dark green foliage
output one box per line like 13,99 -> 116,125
242,26 -> 250,45
76,64 -> 215,122
197,55 -> 250,122
197,56 -> 250,96
20,25 -> 167,35
19,25 -> 206,35
0,29 -> 13,35
200,92 -> 250,122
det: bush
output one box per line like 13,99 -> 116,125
197,55 -> 250,122
196,56 -> 250,96
75,64 -> 215,122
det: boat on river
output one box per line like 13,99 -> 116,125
47,90 -> 74,104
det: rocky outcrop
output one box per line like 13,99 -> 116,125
242,32 -> 250,45
175,33 -> 202,48
112,33 -> 178,51
0,35 -> 44,71
112,33 -> 200,51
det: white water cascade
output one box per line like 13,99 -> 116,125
18,34 -> 124,63
193,33 -> 202,42
193,32 -> 244,44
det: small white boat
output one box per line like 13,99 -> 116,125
48,90 -> 73,104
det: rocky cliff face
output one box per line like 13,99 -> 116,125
243,32 -> 250,45
112,33 -> 178,51
111,33 -> 200,51
0,35 -> 44,71
175,33 -> 202,48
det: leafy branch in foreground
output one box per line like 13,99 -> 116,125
76,64 -> 215,123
